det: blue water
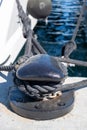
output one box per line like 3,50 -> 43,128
34,0 -> 87,77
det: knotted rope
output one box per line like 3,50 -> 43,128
63,0 -> 86,58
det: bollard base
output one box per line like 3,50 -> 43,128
8,87 -> 74,120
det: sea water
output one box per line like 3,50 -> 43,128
34,0 -> 87,77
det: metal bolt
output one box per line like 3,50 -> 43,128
58,102 -> 65,107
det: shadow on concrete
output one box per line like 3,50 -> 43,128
0,72 -> 14,108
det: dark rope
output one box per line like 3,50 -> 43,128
16,0 -> 47,55
0,65 -> 14,71
71,0 -> 85,42
32,37 -> 47,54
24,31 -> 33,56
55,57 -> 87,67
18,83 -> 58,99
54,79 -> 87,92
63,1 -> 85,58
16,77 -> 87,100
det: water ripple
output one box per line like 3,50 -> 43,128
34,0 -> 87,77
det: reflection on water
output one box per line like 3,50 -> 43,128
34,0 -> 87,77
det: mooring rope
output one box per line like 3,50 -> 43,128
71,0 -> 85,42
54,79 -> 87,92
16,80 -> 62,99
62,0 -> 86,58
0,0 -> 87,100
16,77 -> 87,99
0,65 -> 14,71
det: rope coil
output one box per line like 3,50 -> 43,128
17,81 -> 62,99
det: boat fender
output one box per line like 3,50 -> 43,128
27,0 -> 52,19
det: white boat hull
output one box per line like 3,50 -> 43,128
0,0 -> 37,65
